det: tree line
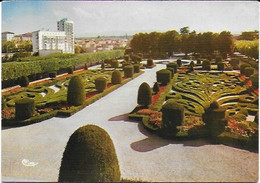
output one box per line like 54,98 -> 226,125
130,27 -> 234,58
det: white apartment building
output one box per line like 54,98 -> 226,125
32,18 -> 74,55
2,32 -> 14,41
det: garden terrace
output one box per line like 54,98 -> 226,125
2,68 -> 144,127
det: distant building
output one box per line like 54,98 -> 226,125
12,33 -> 32,41
2,31 -> 14,41
32,18 -> 74,56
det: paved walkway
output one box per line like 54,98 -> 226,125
1,63 -> 258,182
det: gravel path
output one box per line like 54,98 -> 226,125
1,63 -> 258,182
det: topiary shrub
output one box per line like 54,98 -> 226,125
202,101 -> 227,138
250,74 -> 258,88
124,55 -> 130,62
244,67 -> 254,77
111,60 -> 119,68
58,125 -> 121,182
124,65 -> 134,78
147,59 -> 154,67
177,59 -> 182,67
111,70 -> 122,85
19,76 -> 29,87
166,67 -> 174,77
101,62 -> 105,70
67,67 -> 73,74
240,63 -> 251,75
153,82 -> 160,94
189,65 -> 194,72
15,98 -> 35,120
95,77 -> 107,92
84,64 -> 88,70
161,99 -> 184,135
133,64 -> 140,73
49,71 -> 57,79
217,62 -> 225,71
202,60 -> 211,70
67,76 -> 85,106
229,58 -> 239,67
197,59 -> 201,65
166,62 -> 178,73
137,82 -> 152,106
215,56 -> 222,64
156,69 -> 171,85
190,61 -> 195,67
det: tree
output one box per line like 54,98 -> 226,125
217,31 -> 234,54
2,41 -> 16,53
239,31 -> 259,40
180,26 -> 190,35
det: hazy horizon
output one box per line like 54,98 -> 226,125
2,1 -> 259,37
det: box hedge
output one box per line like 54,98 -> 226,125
137,82 -> 152,106
15,98 -> 35,120
67,76 -> 86,106
156,69 -> 171,85
95,77 -> 107,92
124,65 -> 134,78
111,70 -> 122,85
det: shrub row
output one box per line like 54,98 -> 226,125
2,50 -> 124,81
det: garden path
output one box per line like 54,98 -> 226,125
1,62 -> 258,182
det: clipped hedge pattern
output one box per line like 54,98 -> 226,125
15,98 -> 35,120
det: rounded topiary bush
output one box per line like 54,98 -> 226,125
240,63 -> 251,75
58,125 -> 121,182
67,67 -> 73,74
166,67 -> 174,77
133,64 -> 140,73
166,62 -> 178,73
217,62 -> 225,71
215,56 -> 222,64
137,82 -> 152,106
177,59 -> 182,67
124,55 -> 130,62
84,64 -> 88,70
197,59 -> 201,65
156,69 -> 171,85
49,71 -> 57,78
15,98 -> 35,120
111,70 -> 122,85
153,82 -> 160,94
202,60 -> 211,70
147,59 -> 154,67
229,58 -> 239,67
95,77 -> 107,92
244,67 -> 254,77
67,76 -> 85,106
19,76 -> 29,87
111,60 -> 119,68
124,65 -> 134,78
189,65 -> 194,72
161,99 -> 184,133
250,74 -> 259,88
190,61 -> 195,67
101,62 -> 105,70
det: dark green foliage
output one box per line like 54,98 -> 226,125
49,71 -> 57,78
84,64 -> 88,70
111,70 -> 122,85
133,64 -> 140,73
111,60 -> 119,68
156,69 -> 171,85
177,59 -> 182,67
95,77 -> 107,92
124,65 -> 134,78
15,98 -> 35,120
147,59 -> 154,66
166,62 -> 177,73
58,125 -> 121,182
67,67 -> 73,74
229,58 -> 240,67
254,113 -> 258,124
101,62 -> 105,70
67,76 -> 85,106
197,59 -> 201,64
137,82 -> 152,106
161,99 -> 184,134
153,82 -> 160,94
203,101 -> 227,137
166,67 -> 174,77
215,56 -> 222,64
202,60 -> 211,70
217,62 -> 225,71
244,67 -> 254,77
239,109 -> 248,116
240,63 -> 251,75
190,61 -> 195,67
189,65 -> 194,72
124,55 -> 130,62
221,52 -> 227,59
19,75 -> 29,87
250,74 -> 258,88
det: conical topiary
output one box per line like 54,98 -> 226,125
58,125 -> 121,182
137,82 -> 152,106
67,76 -> 85,106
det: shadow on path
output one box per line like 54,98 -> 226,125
131,123 -> 211,152
108,113 -> 138,123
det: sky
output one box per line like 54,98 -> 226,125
1,1 -> 259,37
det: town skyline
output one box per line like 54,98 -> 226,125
2,1 -> 259,37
